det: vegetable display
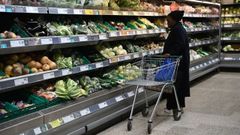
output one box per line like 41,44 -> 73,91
55,79 -> 87,100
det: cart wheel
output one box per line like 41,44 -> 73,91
173,109 -> 181,121
127,120 -> 132,131
142,108 -> 149,117
147,123 -> 152,134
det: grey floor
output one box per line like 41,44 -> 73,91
98,72 -> 240,135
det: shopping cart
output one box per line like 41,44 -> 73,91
126,55 -> 182,134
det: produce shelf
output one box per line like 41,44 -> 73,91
0,48 -> 163,93
184,13 -> 219,18
220,53 -> 240,68
186,26 -> 219,34
222,3 -> 240,6
221,37 -> 240,43
190,53 -> 219,73
0,4 -> 48,14
189,38 -> 219,48
222,14 -> 240,17
0,29 -> 166,55
184,0 -> 221,6
190,64 -> 219,81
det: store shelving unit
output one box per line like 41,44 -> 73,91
221,3 -> 240,68
0,1 -> 222,135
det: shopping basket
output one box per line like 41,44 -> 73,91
126,55 -> 182,134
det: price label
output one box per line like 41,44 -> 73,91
136,30 -> 142,35
49,119 -> 61,128
133,53 -> 140,58
149,50 -> 154,54
10,40 -> 25,47
62,114 -> 74,123
98,101 -> 108,109
125,55 -> 131,60
99,34 -> 107,40
60,37 -> 71,43
84,9 -> 94,15
26,6 -> 38,13
155,29 -> 160,33
196,66 -> 200,69
204,63 -> 207,66
200,64 -> 203,67
58,8 -> 68,14
127,91 -> 134,97
80,65 -> 89,71
109,57 -> 118,63
155,50 -> 160,54
133,11 -> 139,16
115,95 -> 124,102
43,72 -> 55,80
61,69 -> 72,76
142,52 -> 147,56
73,9 -> 83,14
79,36 -> 88,42
127,30 -> 135,35
41,38 -> 53,45
209,61 -> 212,64
95,62 -> 104,68
80,108 -> 91,116
142,30 -> 147,34
122,11 -> 128,15
148,30 -> 154,34
138,87 -> 144,93
14,78 -> 28,86
112,11 -> 119,15
110,32 -> 118,37
33,127 -> 42,135
154,12 -> 159,16
0,5 -> 5,12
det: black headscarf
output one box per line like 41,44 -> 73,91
168,11 -> 184,22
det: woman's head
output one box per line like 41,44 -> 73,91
167,11 -> 184,28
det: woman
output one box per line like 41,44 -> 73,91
163,10 -> 190,113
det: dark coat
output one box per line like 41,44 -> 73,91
163,22 -> 190,97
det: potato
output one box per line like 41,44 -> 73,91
38,69 -> 43,72
35,62 -> 42,69
41,56 -> 50,64
49,62 -> 57,69
42,64 -> 50,71
27,61 -> 36,68
31,68 -> 38,73
5,65 -> 13,76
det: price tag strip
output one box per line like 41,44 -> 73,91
43,72 -> 55,80
41,38 -> 53,45
61,69 -> 72,76
62,114 -> 75,124
14,78 -> 28,86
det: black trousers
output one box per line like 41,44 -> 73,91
166,71 -> 186,110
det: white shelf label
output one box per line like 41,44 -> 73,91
60,37 -> 71,43
133,11 -> 138,15
138,87 -> 144,93
80,108 -> 91,116
26,6 -> 38,13
142,30 -> 147,34
43,72 -> 55,80
196,65 -> 200,69
62,114 -> 74,123
122,11 -> 128,15
155,50 -> 160,54
10,40 -> 25,47
0,5 -> 5,12
115,95 -> 124,102
133,53 -> 140,58
127,91 -> 134,97
95,62 -> 104,68
80,65 -> 89,71
79,36 -> 88,41
149,50 -> 154,54
136,30 -> 142,35
125,55 -> 131,60
58,8 -> 68,14
148,30 -> 154,34
99,34 -> 107,40
41,38 -> 53,45
204,63 -> 207,66
61,69 -> 72,76
155,29 -> 160,33
112,11 -> 119,15
33,127 -> 42,135
200,64 -> 203,67
142,52 -> 147,56
110,32 -> 118,37
73,9 -> 83,14
14,78 -> 28,86
98,101 -> 108,109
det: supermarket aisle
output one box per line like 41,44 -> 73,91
98,72 -> 240,135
